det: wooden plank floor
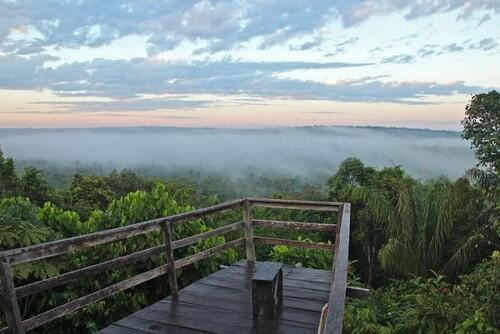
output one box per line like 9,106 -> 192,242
98,260 -> 331,334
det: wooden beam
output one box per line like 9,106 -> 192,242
324,203 -> 351,334
253,219 -> 337,232
15,245 -> 164,298
248,198 -> 342,211
242,200 -> 256,261
0,199 -> 244,265
346,286 -> 369,299
161,222 -> 178,297
172,221 -> 243,249
174,238 -> 244,269
254,236 -> 335,251
22,265 -> 168,331
14,221 -> 244,299
0,261 -> 25,334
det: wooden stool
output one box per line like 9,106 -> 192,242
252,262 -> 283,319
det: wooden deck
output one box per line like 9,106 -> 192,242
98,260 -> 331,334
1,198 -> 357,334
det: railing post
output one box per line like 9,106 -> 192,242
242,199 -> 256,261
324,203 -> 351,334
0,261 -> 25,334
160,222 -> 178,297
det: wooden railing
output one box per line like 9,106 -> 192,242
0,198 -> 356,334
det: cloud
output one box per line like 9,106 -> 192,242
382,54 -> 415,64
0,52 -> 493,109
383,37 -> 498,64
0,126 -> 476,179
442,43 -> 464,53
290,37 -> 324,51
469,37 -> 498,50
30,98 -> 211,113
476,13 -> 492,27
1,1 -> 498,55
334,0 -> 500,27
0,54 -> 369,96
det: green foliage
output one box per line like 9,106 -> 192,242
269,237 -> 333,269
328,158 -> 495,286
344,254 -> 500,333
67,174 -> 115,220
0,140 -> 498,333
462,90 -> 500,173
19,167 -> 52,206
0,197 -> 60,280
0,181 -> 239,333
0,148 -> 19,197
457,250 -> 500,328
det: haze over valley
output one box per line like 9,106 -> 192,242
0,126 -> 475,181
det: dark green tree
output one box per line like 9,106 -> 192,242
68,174 -> 114,220
20,167 -> 52,206
104,169 -> 153,198
0,148 -> 19,197
462,90 -> 500,173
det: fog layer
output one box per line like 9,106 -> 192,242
0,126 -> 475,180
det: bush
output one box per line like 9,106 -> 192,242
344,253 -> 500,333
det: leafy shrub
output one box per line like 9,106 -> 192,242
344,254 -> 500,334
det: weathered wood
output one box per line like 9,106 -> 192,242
1,219 -> 165,265
172,221 -> 243,249
14,222 -> 244,299
99,261 -> 332,334
242,200 -> 256,261
161,222 -> 178,297
254,236 -> 335,251
15,245 -> 164,298
248,198 -> 342,211
253,219 -> 337,232
324,203 -> 351,334
0,197 -> 353,333
346,286 -> 369,299
252,262 -> 283,319
22,265 -> 168,331
253,262 -> 283,282
174,238 -> 244,269
0,262 -> 25,334
0,199 -> 244,265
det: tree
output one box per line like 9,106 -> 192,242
20,167 -> 52,206
329,158 -> 494,286
0,147 -> 19,197
104,169 -> 153,198
67,174 -> 114,220
462,90 -> 499,173
328,158 -> 390,286
457,91 -> 500,279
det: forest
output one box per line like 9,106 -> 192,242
0,91 -> 498,333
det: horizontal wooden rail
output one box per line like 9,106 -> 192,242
248,198 -> 342,211
346,286 -> 369,299
254,236 -> 335,251
253,219 -> 337,232
173,221 -> 243,249
22,264 -> 168,331
15,245 -> 165,298
0,199 -> 243,265
175,238 -> 245,269
14,221 -> 244,299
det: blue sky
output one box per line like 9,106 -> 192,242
0,0 -> 498,129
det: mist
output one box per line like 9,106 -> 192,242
0,126 -> 475,180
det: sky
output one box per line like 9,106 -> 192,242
0,0 -> 499,129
